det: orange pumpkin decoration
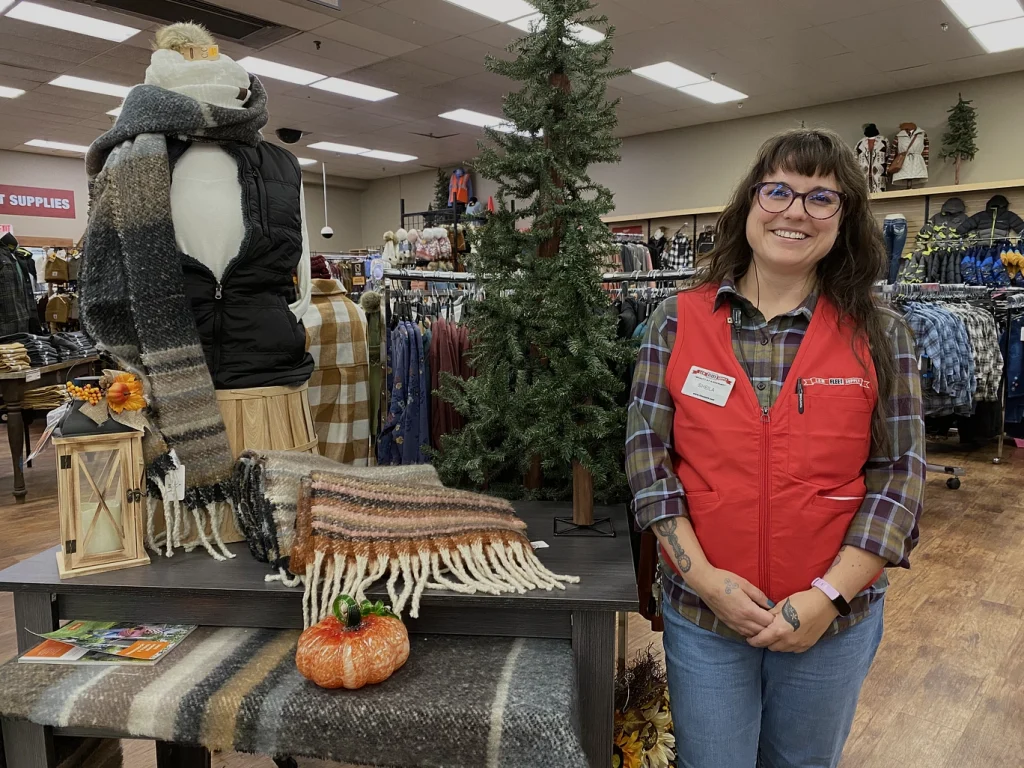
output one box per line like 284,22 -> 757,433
295,595 -> 410,690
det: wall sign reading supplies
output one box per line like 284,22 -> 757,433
0,184 -> 76,219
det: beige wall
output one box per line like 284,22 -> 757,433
0,150 -> 89,242
302,181 -> 365,252
360,69 -> 1024,237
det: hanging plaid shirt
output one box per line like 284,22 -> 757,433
626,278 -> 925,639
662,232 -> 693,271
303,278 -> 371,465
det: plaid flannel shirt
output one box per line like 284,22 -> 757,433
626,279 -> 925,639
943,304 -> 1003,402
303,278 -> 371,465
663,232 -> 694,271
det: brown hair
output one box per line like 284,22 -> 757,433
700,128 -> 896,448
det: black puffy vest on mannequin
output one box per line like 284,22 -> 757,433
172,140 -> 314,389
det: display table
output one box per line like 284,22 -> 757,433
0,356 -> 99,503
0,501 -> 637,768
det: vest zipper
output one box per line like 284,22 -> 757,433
213,281 -> 223,374
252,168 -> 269,234
760,406 -> 772,595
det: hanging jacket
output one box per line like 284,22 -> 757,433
930,197 -> 969,230
957,195 -> 1024,242
0,243 -> 40,336
449,169 -> 472,205
177,140 -> 314,389
663,287 -> 879,603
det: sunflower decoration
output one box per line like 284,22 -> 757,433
69,370 -> 151,432
613,646 -> 676,768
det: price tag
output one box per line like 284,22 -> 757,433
531,540 -> 549,550
182,45 -> 218,61
1020,327 -> 1024,342
25,370 -> 40,382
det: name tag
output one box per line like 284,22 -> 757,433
682,366 -> 735,407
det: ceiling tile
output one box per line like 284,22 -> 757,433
379,0 -> 503,34
821,13 -> 910,50
341,6 -> 459,46
395,46 -> 485,77
208,0 -> 339,30
315,19 -> 422,56
277,33 -> 387,70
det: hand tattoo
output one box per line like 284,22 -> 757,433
724,578 -> 739,595
781,598 -> 800,631
654,518 -> 691,573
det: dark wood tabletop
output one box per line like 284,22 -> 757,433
0,501 -> 639,613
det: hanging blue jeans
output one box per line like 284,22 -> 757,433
883,216 -> 908,283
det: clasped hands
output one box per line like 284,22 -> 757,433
690,567 -> 839,653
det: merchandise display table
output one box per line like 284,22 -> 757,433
0,501 -> 637,768
0,356 -> 99,503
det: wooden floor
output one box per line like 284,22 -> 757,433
1,422 -> 1022,767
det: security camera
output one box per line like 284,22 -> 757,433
276,128 -> 303,144
321,226 -> 334,239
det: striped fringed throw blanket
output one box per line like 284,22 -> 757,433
0,627 -> 587,768
235,451 -> 579,624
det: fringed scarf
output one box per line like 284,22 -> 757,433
236,451 -> 579,624
79,77 -> 270,561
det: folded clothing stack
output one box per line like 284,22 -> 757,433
0,343 -> 31,372
21,384 -> 70,410
49,331 -> 97,361
0,333 -> 60,367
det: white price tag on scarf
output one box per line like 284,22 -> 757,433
681,366 -> 736,407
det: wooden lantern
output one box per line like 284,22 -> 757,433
53,431 -> 149,579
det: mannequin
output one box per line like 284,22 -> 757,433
648,226 -> 666,270
889,122 -> 929,188
855,123 -> 888,193
449,167 -> 473,208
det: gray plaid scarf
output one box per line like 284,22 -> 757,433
79,76 -> 268,560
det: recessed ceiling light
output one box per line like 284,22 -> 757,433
361,150 -> 418,163
442,0 -> 537,23
237,56 -> 325,86
311,77 -> 396,102
440,108 -> 507,129
107,106 -> 122,117
296,157 -> 317,166
680,81 -> 747,104
942,0 -> 1024,28
633,62 -> 708,89
308,141 -> 372,155
49,75 -> 131,98
6,2 -> 140,42
970,15 -> 1024,51
25,139 -> 90,153
0,85 -> 25,98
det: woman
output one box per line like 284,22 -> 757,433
626,128 -> 925,768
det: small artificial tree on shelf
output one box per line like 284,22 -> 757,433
436,0 -> 632,525
939,93 -> 978,185
432,167 -> 449,211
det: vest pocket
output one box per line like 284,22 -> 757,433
787,392 -> 873,486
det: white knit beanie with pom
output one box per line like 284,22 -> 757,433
144,23 -> 250,109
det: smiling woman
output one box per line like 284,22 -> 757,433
625,128 -> 926,767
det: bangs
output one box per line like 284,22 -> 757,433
758,130 -> 846,183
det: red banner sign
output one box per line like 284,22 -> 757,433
0,185 -> 76,219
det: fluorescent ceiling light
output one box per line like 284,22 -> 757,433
308,141 -> 371,155
6,2 -> 140,42
0,0 -> 14,11
25,139 -> 90,153
970,15 -> 1024,51
508,12 -> 543,31
49,75 -> 131,98
633,62 -> 708,89
361,149 -> 418,163
440,108 -> 505,128
0,85 -> 25,98
680,81 -> 747,104
943,0 -> 1023,28
311,77 -> 396,102
296,157 -> 317,166
237,56 -> 324,86
442,0 -> 537,23
508,13 -> 604,42
107,106 -> 122,117
568,23 -> 605,43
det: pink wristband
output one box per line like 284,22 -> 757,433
812,577 -> 852,617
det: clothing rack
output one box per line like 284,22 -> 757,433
995,295 -> 1024,463
601,269 -> 697,283
612,233 -> 645,243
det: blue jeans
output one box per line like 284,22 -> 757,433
883,218 -> 907,283
662,602 -> 884,768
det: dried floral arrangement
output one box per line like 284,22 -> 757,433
66,369 -> 149,431
613,646 -> 676,768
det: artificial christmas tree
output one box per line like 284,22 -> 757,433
432,167 -> 449,212
436,0 -> 631,530
939,93 -> 978,185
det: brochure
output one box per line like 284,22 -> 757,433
19,621 -> 197,665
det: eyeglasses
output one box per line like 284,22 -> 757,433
752,181 -> 845,220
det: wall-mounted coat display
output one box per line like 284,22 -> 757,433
957,195 -> 1024,242
855,124 -> 888,193
888,123 -> 929,185
448,168 -> 473,206
931,197 -> 969,230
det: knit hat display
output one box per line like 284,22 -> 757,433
80,22 -> 271,561
235,451 -> 580,625
310,254 -> 331,280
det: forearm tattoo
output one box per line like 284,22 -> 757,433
825,550 -> 843,575
782,598 -> 800,631
654,518 -> 691,573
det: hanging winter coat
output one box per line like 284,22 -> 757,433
855,136 -> 888,193
931,197 -> 969,230
957,195 -> 1024,243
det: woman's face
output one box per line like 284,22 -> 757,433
745,168 -> 842,276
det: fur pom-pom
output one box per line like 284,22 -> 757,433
154,22 -> 215,53
360,290 -> 382,313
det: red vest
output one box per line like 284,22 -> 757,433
664,286 -> 877,602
